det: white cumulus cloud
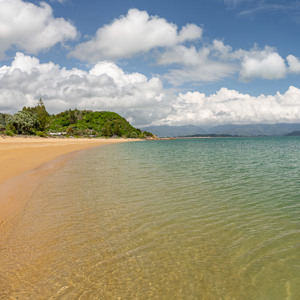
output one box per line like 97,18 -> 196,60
287,55 -> 300,74
70,8 -> 202,62
157,45 -> 237,85
157,40 -> 300,85
158,86 -> 300,126
0,0 -> 78,59
239,46 -> 287,81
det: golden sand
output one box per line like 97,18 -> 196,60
0,136 -> 133,225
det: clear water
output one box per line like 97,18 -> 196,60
1,137 -> 300,299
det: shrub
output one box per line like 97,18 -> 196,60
36,131 -> 47,137
66,127 -> 74,135
5,130 -> 14,136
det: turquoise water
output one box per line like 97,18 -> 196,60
1,137 -> 300,299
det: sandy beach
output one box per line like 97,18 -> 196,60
0,136 -> 132,226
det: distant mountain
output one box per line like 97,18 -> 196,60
285,131 -> 300,136
141,123 -> 300,137
208,124 -> 300,137
140,125 -> 209,137
182,133 -> 239,138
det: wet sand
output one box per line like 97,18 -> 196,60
0,136 -> 133,226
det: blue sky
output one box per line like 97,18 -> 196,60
0,0 -> 300,126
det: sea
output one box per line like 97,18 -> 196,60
1,137 -> 300,299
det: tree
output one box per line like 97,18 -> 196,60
0,113 -> 5,126
113,123 -> 121,136
36,99 -> 49,131
22,99 -> 49,131
7,111 -> 39,134
69,109 -> 76,124
0,113 -> 12,126
102,123 -> 113,136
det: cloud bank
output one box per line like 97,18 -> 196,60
161,86 -> 300,126
0,53 -> 166,125
1,53 -> 300,126
0,0 -> 77,59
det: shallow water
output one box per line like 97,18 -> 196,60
1,137 -> 300,299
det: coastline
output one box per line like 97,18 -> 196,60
0,136 -> 136,226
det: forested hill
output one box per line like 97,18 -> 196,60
0,101 -> 153,139
48,110 -> 153,138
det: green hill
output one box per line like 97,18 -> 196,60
48,109 -> 153,138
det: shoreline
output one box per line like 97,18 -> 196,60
0,136 -> 137,226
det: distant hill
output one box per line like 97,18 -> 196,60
140,125 -> 209,137
208,124 -> 300,137
141,123 -> 300,137
181,133 -> 239,138
285,131 -> 300,136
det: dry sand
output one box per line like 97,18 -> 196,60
0,136 -> 134,226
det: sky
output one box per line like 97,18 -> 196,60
0,0 -> 300,127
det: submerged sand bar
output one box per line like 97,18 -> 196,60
0,136 -> 133,225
